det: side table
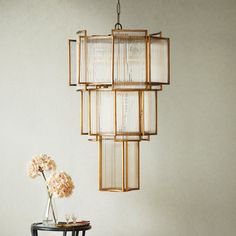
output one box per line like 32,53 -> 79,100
31,222 -> 91,236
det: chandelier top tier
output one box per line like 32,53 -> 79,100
69,28 -> 170,90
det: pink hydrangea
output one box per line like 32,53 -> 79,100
47,172 -> 75,198
28,154 -> 56,178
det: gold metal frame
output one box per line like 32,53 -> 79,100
68,28 -> 170,192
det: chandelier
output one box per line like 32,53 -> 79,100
68,0 -> 170,192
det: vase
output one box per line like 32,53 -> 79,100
43,195 -> 57,225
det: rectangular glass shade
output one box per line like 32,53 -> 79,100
88,91 -> 143,136
113,30 -> 147,88
89,90 -> 97,135
116,91 -> 140,135
143,91 -> 157,134
80,91 -> 89,134
89,90 -> 114,135
68,40 -> 77,86
126,142 -> 139,190
79,36 -> 113,84
100,139 -> 123,191
99,139 -> 140,192
150,37 -> 170,84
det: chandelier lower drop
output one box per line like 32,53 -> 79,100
68,29 -> 170,192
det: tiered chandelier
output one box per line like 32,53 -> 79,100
68,0 -> 170,192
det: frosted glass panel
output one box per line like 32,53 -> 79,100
79,37 -> 86,83
150,38 -> 169,84
126,142 -> 139,189
143,91 -> 157,134
90,91 -> 97,135
98,91 -> 114,134
80,37 -> 112,84
90,91 -> 114,135
101,140 -> 122,190
114,31 -> 146,84
100,140 -> 140,191
68,40 -> 77,85
116,92 -> 140,134
113,30 -> 147,37
81,91 -> 89,134
113,83 -> 146,90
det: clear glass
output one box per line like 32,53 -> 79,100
43,195 -> 57,225
114,31 -> 146,87
71,213 -> 77,224
90,90 -> 97,135
81,91 -> 89,134
101,140 -> 122,190
150,38 -> 169,83
80,37 -> 112,84
65,214 -> 70,224
116,91 -> 140,134
68,40 -> 77,85
143,91 -> 157,134
126,142 -> 139,190
90,90 -> 114,135
100,140 -> 140,191
98,91 -> 114,134
79,37 -> 86,83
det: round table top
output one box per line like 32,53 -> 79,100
31,222 -> 91,232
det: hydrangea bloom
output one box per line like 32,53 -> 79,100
28,154 -> 56,178
47,172 -> 75,198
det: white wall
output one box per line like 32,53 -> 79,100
0,0 -> 236,235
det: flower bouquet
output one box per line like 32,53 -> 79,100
28,154 -> 75,225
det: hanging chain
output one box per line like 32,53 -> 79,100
115,0 -> 122,30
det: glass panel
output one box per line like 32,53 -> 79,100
126,142 -> 139,190
98,91 -> 114,135
116,91 -> 140,134
150,37 -> 169,84
113,83 -> 146,90
114,31 -> 146,85
80,37 -> 112,84
68,40 -> 77,85
79,37 -> 86,83
101,140 -> 122,190
81,91 -> 89,134
113,30 -> 147,37
143,91 -> 157,134
89,91 -> 97,135
89,90 -> 114,135
87,37 -> 112,84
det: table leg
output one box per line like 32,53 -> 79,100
63,231 -> 67,236
82,231 -> 85,236
72,230 -> 75,236
31,229 -> 38,236
76,231 -> 79,236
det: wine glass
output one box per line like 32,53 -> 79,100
65,214 -> 70,224
71,213 -> 77,224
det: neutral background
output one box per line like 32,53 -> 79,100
0,0 -> 236,235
